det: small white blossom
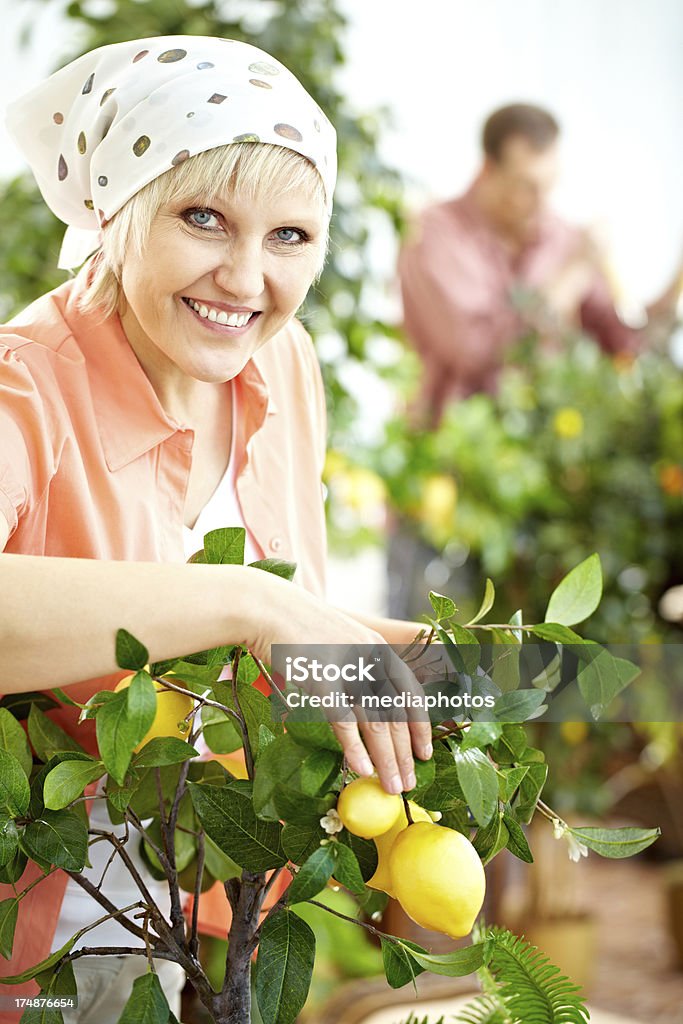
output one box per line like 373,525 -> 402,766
552,818 -> 588,861
566,833 -> 589,863
320,808 -> 344,835
552,817 -> 566,840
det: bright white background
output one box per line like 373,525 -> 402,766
1,0 -> 682,612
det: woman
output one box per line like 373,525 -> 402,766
0,35 -> 430,1020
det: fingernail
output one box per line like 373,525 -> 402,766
405,771 -> 416,790
359,757 -> 373,776
388,774 -> 403,794
423,743 -> 433,759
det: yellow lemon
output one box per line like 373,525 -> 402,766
368,801 -> 432,896
115,673 -> 195,752
389,821 -> 486,938
336,777 -> 403,839
553,407 -> 584,439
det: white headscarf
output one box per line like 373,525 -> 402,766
5,36 -> 337,269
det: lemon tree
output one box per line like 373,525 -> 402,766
0,532 -> 661,1024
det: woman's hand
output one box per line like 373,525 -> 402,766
244,569 -> 433,794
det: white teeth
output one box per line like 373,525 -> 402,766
186,299 -> 252,328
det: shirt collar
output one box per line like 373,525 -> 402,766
64,269 -> 277,472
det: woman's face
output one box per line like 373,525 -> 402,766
119,183 -> 326,388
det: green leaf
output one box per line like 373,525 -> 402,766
0,817 -> 19,869
336,830 -> 378,881
405,755 -> 436,798
189,782 -> 286,872
0,936 -> 76,985
0,748 -> 31,816
0,708 -> 33,777
287,845 -> 336,903
544,553 -> 602,627
126,672 -> 158,745
530,623 -> 585,644
576,647 -> 640,718
466,579 -> 495,627
118,970 -> 169,1024
255,910 -> 315,1024
401,940 -> 489,976
514,763 -> 548,824
282,822 -> 325,865
203,834 -> 242,882
248,557 -> 297,582
253,735 -> 306,816
282,719 -> 342,753
22,961 -> 78,1023
0,848 -> 28,885
332,840 -> 366,895
450,624 -> 481,674
115,628 -> 149,671
380,936 -> 426,989
454,748 -> 499,826
567,825 -> 660,858
502,812 -> 533,863
22,810 -> 88,872
0,898 -> 18,959
133,737 -> 198,768
429,592 -> 457,622
27,706 -> 86,762
216,678 -> 282,759
204,527 -> 246,564
497,766 -> 529,803
272,787 -> 332,826
0,692 -> 59,721
43,759 -> 104,811
473,812 -> 508,865
298,749 -> 342,797
202,707 -> 243,755
460,723 -> 503,752
490,689 -> 547,722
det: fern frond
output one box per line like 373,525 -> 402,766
455,993 -> 512,1024
486,927 -> 590,1024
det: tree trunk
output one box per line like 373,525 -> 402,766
203,872 -> 267,1024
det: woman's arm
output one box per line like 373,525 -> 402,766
0,546 -> 432,793
340,607 -> 426,646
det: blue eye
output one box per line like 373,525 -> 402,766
276,227 -> 305,243
186,208 -> 219,229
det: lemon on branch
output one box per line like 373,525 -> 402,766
389,821 -> 486,938
336,776 -> 403,839
115,673 -> 195,752
368,800 -> 432,896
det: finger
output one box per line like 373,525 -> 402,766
357,719 -> 409,795
380,647 -> 433,760
331,720 -> 373,777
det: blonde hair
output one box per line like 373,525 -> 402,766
77,142 -> 328,319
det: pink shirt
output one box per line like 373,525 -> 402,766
0,266 -> 328,1011
398,182 -> 637,423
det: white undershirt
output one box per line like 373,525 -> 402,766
52,379 -> 262,951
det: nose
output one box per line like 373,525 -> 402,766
213,238 -> 265,301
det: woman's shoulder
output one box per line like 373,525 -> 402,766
0,278 -> 83,368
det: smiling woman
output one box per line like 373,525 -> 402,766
0,33 -> 430,1022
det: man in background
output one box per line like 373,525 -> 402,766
398,103 -> 681,426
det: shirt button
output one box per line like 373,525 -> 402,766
270,536 -> 283,552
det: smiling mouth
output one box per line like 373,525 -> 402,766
181,296 -> 260,328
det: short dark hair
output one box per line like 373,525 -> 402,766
482,103 -> 560,162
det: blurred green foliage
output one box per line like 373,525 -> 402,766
363,333 -> 683,642
0,0 -> 406,443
